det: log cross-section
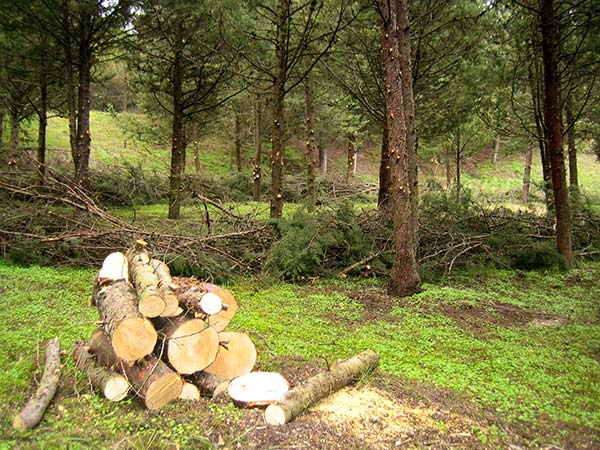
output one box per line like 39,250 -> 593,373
264,350 -> 380,425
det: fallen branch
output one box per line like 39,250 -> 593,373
13,337 -> 62,433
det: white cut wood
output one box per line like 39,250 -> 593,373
228,372 -> 289,407
200,292 -> 223,315
98,252 -> 128,283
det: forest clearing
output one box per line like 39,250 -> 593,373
2,0 -> 600,448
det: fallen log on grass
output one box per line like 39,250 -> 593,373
264,349 -> 379,426
204,331 -> 257,380
89,329 -> 183,410
93,265 -> 157,364
73,341 -> 129,402
13,337 -> 61,433
153,315 -> 219,375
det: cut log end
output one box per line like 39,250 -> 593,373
204,332 -> 257,380
200,292 -> 223,315
228,372 -> 289,407
145,373 -> 183,410
161,293 -> 181,317
179,382 -> 201,401
264,405 -> 287,426
112,317 -> 157,363
167,320 -> 219,375
104,377 -> 130,401
138,294 -> 166,317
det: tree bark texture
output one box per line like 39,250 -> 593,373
381,0 -> 422,297
540,0 -> 574,268
304,78 -> 318,210
13,337 -> 61,432
62,0 -> 78,163
346,134 -> 356,183
74,6 -> 93,188
189,371 -> 229,399
10,109 -> 19,154
92,273 -> 157,364
168,16 -> 186,220
37,56 -> 48,185
565,95 -> 578,194
127,244 -> 167,317
0,110 -> 4,149
253,94 -> 262,201
73,341 -> 129,401
235,111 -> 242,172
264,350 -> 379,425
378,116 -> 392,212
89,329 -> 183,410
522,142 -> 533,203
270,0 -> 290,219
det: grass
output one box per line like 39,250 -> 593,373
1,259 -> 599,448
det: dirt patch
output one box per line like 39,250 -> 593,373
347,290 -> 400,322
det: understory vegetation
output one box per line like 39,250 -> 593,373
0,260 -> 599,448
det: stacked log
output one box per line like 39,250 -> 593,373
74,242 -> 257,411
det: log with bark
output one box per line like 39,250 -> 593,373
204,331 -> 257,380
89,329 -> 183,410
73,341 -> 129,401
174,277 -> 239,331
153,315 -> 219,375
13,337 -> 61,433
189,371 -> 230,400
264,349 -> 379,425
126,240 -> 167,317
150,259 -> 181,317
93,261 -> 157,364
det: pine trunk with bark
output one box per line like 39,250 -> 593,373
37,59 -> 48,185
168,18 -> 186,220
378,45 -> 392,213
381,0 -> 421,297
63,0 -> 78,163
264,350 -> 379,425
270,0 -> 289,219
304,78 -> 318,210
540,0 -> 574,268
522,142 -> 533,203
235,111 -> 242,172
127,244 -> 168,317
253,94 -> 262,201
10,109 -> 19,154
74,7 -> 93,188
565,96 -> 578,197
0,110 -> 4,149
346,134 -> 356,183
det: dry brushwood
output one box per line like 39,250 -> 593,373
13,337 -> 62,432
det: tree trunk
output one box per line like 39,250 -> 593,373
153,315 -> 219,375
13,338 -> 61,432
445,146 -> 452,189
73,341 -> 129,401
565,95 -> 578,197
89,329 -> 183,410
540,0 -> 574,268
264,350 -> 379,425
492,135 -> 500,167
253,94 -> 262,201
304,78 -> 318,210
10,109 -> 19,154
0,110 -> 4,149
235,111 -> 242,172
74,6 -> 93,188
37,60 -> 48,185
203,331 -> 257,381
397,0 -> 419,252
455,124 -> 461,202
378,39 -> 393,213
522,142 -> 533,203
270,0 -> 290,219
63,0 -> 78,164
346,134 -> 356,183
319,145 -> 327,175
381,0 -> 421,297
168,16 -> 186,220
191,124 -> 201,174
174,277 -> 239,331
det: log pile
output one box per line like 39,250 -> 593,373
75,240 -> 259,410
74,240 -> 379,424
